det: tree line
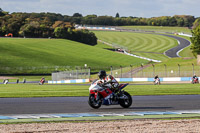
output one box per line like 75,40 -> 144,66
191,18 -> 200,59
0,8 -> 198,45
0,8 -> 97,46
82,14 -> 195,27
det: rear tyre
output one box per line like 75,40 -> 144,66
88,94 -> 102,109
119,91 -> 132,108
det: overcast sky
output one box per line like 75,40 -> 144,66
0,0 -> 199,18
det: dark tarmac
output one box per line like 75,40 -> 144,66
161,34 -> 191,58
0,95 -> 199,115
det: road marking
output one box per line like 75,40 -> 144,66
1,110 -> 200,120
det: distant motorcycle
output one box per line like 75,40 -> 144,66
154,78 -> 160,85
191,77 -> 199,84
3,79 -> 9,84
39,78 -> 45,85
88,79 -> 132,109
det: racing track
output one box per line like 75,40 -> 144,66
0,34 -> 194,115
0,95 -> 200,115
118,29 -> 191,58
160,34 -> 191,58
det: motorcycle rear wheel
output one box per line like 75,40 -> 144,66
119,91 -> 132,108
88,94 -> 102,109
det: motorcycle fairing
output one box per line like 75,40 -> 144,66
118,83 -> 129,90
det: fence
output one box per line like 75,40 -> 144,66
109,64 -> 199,78
0,66 -> 72,74
0,64 -> 199,79
52,69 -> 90,81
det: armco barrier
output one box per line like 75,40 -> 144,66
48,77 -> 192,84
116,77 -> 192,82
48,79 -> 90,84
76,26 -> 116,31
178,33 -> 192,37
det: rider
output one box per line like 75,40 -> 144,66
40,77 -> 45,84
192,74 -> 198,81
154,75 -> 159,80
193,74 -> 197,79
98,70 -> 119,104
98,70 -> 119,91
154,75 -> 160,83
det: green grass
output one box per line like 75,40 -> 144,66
141,58 -> 197,77
0,84 -> 89,97
0,84 -> 200,97
138,35 -> 196,77
0,38 -> 148,74
93,31 -> 178,61
120,26 -> 192,34
178,35 -> 194,58
92,29 -> 198,78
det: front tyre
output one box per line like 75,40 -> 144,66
119,91 -> 132,108
88,94 -> 102,109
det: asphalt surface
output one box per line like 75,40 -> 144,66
0,95 -> 199,115
161,34 -> 191,58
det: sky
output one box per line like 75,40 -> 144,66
0,0 -> 199,18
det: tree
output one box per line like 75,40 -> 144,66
0,8 -> 6,16
93,16 -> 114,25
192,18 -> 200,29
169,17 -> 177,26
115,13 -> 120,18
54,27 -> 64,38
190,25 -> 200,64
73,13 -> 82,17
176,18 -> 184,27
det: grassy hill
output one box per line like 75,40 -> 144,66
93,31 -> 178,61
92,29 -> 198,78
0,26 -> 196,76
0,38 -> 148,74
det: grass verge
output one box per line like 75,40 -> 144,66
0,83 -> 200,97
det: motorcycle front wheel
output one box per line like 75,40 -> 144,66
88,94 -> 102,109
119,91 -> 132,108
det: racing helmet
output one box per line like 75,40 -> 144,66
98,70 -> 107,79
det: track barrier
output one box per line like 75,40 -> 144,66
47,77 -> 192,84
116,77 -> 192,82
48,79 -> 90,84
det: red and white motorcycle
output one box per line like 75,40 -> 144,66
39,78 -> 45,85
191,77 -> 199,84
154,78 -> 160,85
88,79 -> 132,109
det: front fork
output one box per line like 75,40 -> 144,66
118,90 -> 128,99
94,92 -> 100,101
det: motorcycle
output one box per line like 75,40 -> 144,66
154,78 -> 160,85
39,78 -> 45,85
191,77 -> 199,84
3,79 -> 9,84
88,79 -> 132,109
